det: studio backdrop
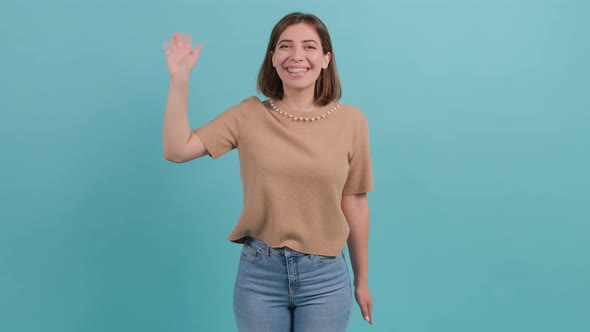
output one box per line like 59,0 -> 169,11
1,0 -> 588,331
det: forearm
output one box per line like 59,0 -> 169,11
342,194 -> 370,286
162,78 -> 192,161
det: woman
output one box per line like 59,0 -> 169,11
163,12 -> 373,331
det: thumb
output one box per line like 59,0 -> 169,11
189,44 -> 203,68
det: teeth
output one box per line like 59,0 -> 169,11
288,68 -> 308,73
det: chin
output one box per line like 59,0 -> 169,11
281,78 -> 319,90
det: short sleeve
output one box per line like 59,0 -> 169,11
193,97 -> 255,159
342,114 -> 374,195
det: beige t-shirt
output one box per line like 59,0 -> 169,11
194,96 -> 373,256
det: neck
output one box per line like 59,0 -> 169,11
280,86 -> 317,112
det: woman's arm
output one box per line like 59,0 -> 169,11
162,78 -> 207,162
162,32 -> 208,163
342,193 -> 373,325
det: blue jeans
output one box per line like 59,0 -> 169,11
233,237 -> 353,332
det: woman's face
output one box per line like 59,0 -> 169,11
272,23 -> 331,94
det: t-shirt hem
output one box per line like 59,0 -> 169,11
228,235 -> 346,257
342,186 -> 374,195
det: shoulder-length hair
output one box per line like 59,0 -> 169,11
257,12 -> 342,106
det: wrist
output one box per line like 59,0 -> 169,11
170,76 -> 190,86
354,277 -> 369,288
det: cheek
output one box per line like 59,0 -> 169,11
308,53 -> 326,66
273,52 -> 288,65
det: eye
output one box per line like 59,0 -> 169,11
279,44 -> 291,49
304,45 -> 317,50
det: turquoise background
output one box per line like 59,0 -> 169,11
1,0 -> 588,331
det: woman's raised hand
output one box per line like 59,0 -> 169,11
163,32 -> 202,81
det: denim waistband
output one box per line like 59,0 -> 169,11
244,237 -> 342,258
245,237 -> 306,256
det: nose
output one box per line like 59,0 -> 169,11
291,45 -> 304,61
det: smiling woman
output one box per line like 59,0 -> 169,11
258,13 -> 341,108
270,24 -> 331,101
162,12 -> 374,332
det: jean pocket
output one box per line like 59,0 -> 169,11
240,241 -> 263,263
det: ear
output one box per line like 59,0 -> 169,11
271,51 -> 276,68
322,52 -> 331,69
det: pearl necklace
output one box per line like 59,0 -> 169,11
269,99 -> 341,122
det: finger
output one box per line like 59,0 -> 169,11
368,300 -> 373,324
179,33 -> 187,50
184,33 -> 192,50
171,32 -> 181,50
163,42 -> 171,56
361,302 -> 370,324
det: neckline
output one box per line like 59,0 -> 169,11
265,99 -> 341,118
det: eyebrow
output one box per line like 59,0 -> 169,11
277,39 -> 319,44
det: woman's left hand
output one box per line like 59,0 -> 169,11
354,283 -> 373,325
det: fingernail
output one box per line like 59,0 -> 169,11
364,316 -> 370,322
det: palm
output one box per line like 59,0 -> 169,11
163,32 -> 202,79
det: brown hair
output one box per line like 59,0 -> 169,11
257,12 -> 341,106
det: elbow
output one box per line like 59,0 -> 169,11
163,150 -> 187,163
163,141 -> 188,162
